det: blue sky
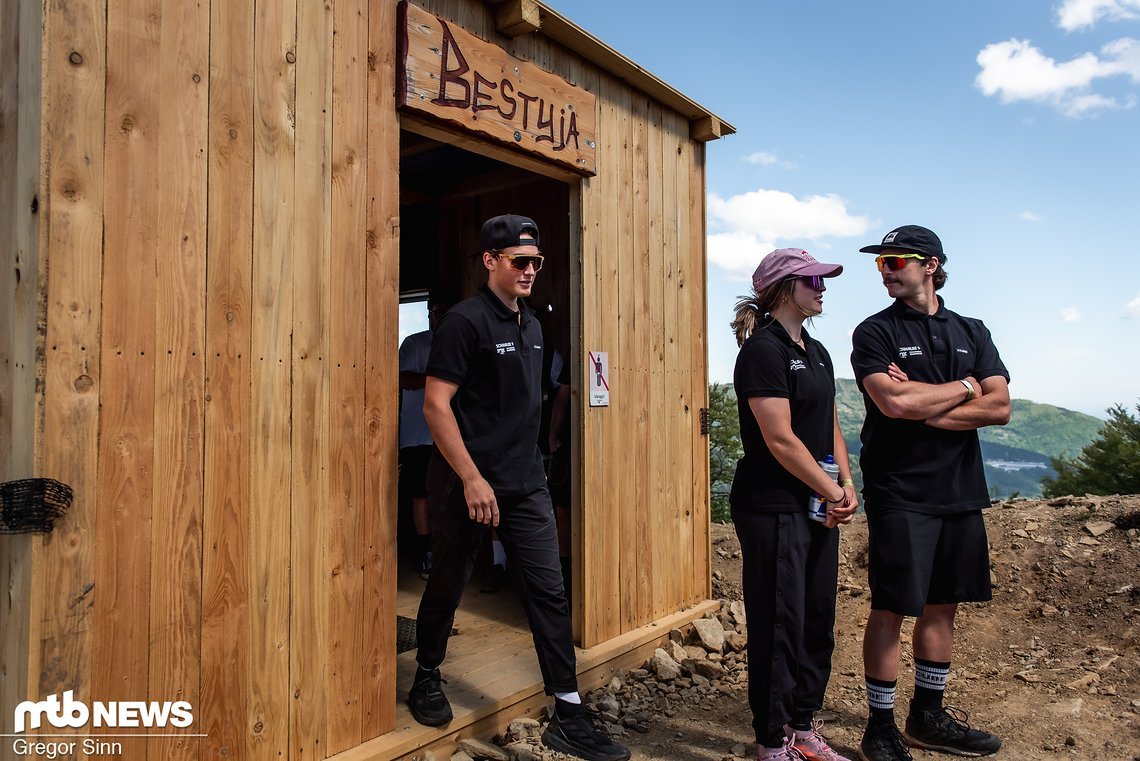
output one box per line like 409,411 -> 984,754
540,0 -> 1140,418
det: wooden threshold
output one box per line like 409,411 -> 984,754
330,579 -> 718,761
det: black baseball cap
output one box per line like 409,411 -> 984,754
478,214 -> 540,253
859,225 -> 946,263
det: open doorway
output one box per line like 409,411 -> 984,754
394,129 -> 576,718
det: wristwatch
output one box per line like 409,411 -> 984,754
959,379 -> 976,401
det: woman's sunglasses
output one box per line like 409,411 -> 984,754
788,274 -> 825,290
875,253 -> 926,272
495,252 -> 544,272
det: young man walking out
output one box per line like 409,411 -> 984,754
408,214 -> 629,761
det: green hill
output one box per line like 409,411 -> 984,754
720,380 -> 1104,500
836,378 -> 1103,498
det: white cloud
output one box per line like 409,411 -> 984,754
1019,211 -> 1043,221
1057,0 -> 1140,31
706,189 -> 870,276
975,37 -> 1140,116
1126,294 -> 1140,317
742,151 -> 796,170
1061,306 -> 1082,322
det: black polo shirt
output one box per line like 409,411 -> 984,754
851,297 -> 1010,515
426,285 -> 546,496
730,320 -> 836,514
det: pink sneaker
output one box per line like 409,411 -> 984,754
784,720 -> 851,761
757,737 -> 807,760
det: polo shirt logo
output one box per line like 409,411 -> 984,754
956,348 -> 970,354
789,358 -> 807,372
898,345 -> 923,358
495,341 -> 516,355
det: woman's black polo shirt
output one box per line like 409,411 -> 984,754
850,297 -> 1010,515
426,285 -> 546,496
730,320 -> 836,514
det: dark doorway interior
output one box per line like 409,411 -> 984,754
395,128 -> 574,613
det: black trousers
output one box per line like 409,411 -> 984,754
733,510 -> 840,744
415,465 -> 577,695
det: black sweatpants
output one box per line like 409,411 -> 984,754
415,465 -> 577,695
733,510 -> 840,744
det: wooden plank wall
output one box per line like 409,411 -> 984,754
573,77 -> 711,646
15,1 -> 711,759
19,0 -> 399,759
1,0 -> 42,752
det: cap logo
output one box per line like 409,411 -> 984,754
883,231 -> 898,243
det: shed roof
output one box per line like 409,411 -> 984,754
489,0 -> 735,142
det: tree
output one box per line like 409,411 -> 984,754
708,383 -> 742,523
1041,401 -> 1140,497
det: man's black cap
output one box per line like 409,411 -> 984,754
479,214 -> 540,253
859,225 -> 946,263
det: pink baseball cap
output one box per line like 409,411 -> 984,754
752,248 -> 843,291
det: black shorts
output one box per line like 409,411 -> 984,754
866,508 -> 992,617
399,445 -> 433,499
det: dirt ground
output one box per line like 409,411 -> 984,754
612,495 -> 1140,761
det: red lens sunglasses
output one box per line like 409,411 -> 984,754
875,253 -> 926,272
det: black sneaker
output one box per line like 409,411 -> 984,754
904,705 -> 1001,757
420,552 -> 433,581
406,668 -> 452,727
858,720 -> 913,761
541,703 -> 631,761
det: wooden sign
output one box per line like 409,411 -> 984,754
397,2 -> 598,176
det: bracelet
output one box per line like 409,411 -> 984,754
959,378 -> 976,401
826,495 -> 845,504
839,478 -> 854,487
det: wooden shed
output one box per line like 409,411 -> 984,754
0,1 -> 734,759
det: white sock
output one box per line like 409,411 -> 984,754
554,691 -> 581,704
492,539 -> 507,567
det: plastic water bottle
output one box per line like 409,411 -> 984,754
807,454 -> 841,522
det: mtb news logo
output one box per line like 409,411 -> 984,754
13,690 -> 194,733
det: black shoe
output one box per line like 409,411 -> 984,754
480,563 -> 507,593
541,704 -> 631,761
858,720 -> 913,761
420,552 -> 433,581
406,668 -> 452,727
904,705 -> 1001,757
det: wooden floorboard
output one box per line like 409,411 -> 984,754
332,571 -> 718,761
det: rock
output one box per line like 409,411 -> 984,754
669,640 -> 689,665
502,743 -> 539,761
1012,528 -> 1030,538
694,660 -> 727,680
684,644 -> 708,660
1079,537 -> 1101,546
1039,604 -> 1060,617
1015,670 -> 1041,683
1048,496 -> 1073,506
725,632 -> 747,653
668,628 -> 685,644
731,743 -> 747,757
506,718 -> 542,742
1084,521 -> 1115,537
595,695 -> 621,715
451,753 -> 475,761
1025,521 -> 1040,531
652,647 -> 683,681
729,600 -> 747,625
1066,672 -> 1099,691
607,676 -> 623,693
457,739 -> 509,761
692,618 -> 727,653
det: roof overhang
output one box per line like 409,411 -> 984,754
486,0 -> 736,142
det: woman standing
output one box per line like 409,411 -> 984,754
730,248 -> 857,761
